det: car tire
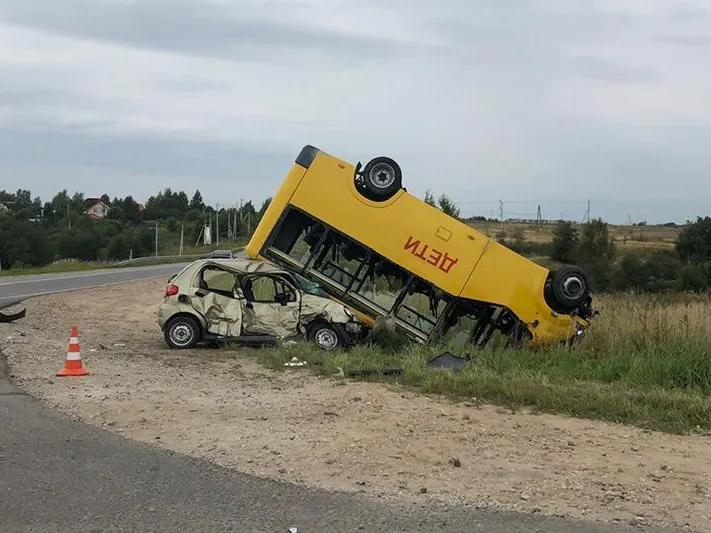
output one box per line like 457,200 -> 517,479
164,315 -> 201,349
548,265 -> 590,311
306,321 -> 348,351
359,156 -> 402,201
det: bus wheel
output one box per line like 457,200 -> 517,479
549,265 -> 590,311
360,156 -> 402,200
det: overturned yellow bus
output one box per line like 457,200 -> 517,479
246,145 -> 596,349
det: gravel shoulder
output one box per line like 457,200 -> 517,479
2,278 -> 710,532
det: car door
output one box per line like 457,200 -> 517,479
189,266 -> 243,337
238,274 -> 301,338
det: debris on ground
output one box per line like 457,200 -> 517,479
284,357 -> 307,367
344,351 -> 470,378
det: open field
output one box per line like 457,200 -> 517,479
2,278 -> 711,531
469,221 -> 681,250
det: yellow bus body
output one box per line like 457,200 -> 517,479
247,146 -> 591,347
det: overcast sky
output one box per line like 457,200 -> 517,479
1,0 -> 709,224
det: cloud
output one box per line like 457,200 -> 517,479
2,0 -> 432,64
0,0 -> 710,223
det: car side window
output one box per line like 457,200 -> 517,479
201,268 -> 237,294
241,275 -> 296,303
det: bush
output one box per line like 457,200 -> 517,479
676,216 -> 711,262
551,221 -> 578,263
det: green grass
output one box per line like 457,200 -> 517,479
0,260 -> 116,277
1,240 -> 247,277
247,292 -> 711,435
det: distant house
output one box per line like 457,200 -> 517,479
84,198 -> 110,219
0,203 -> 8,214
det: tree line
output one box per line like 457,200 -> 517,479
4,186 -> 711,294
508,217 -> 711,294
0,188 -> 270,269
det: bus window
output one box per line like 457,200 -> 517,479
271,208 -> 325,266
311,234 -> 368,290
355,257 -> 408,313
394,278 -> 448,335
439,300 -> 521,350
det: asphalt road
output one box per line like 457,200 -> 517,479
0,264 -> 187,308
0,264 -> 687,533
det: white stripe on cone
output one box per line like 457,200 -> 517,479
66,352 -> 82,361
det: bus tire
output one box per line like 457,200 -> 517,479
361,156 -> 402,200
549,265 -> 590,311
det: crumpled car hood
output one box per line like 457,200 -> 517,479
299,293 -> 353,324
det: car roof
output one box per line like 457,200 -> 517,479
192,257 -> 288,275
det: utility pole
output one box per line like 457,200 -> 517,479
581,200 -> 591,224
536,205 -> 542,225
179,223 -> 184,256
499,200 -> 504,234
227,208 -> 232,240
155,220 -> 159,257
215,203 -> 220,246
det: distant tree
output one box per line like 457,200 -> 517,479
120,196 -> 142,224
550,221 -> 578,264
423,190 -> 436,207
107,205 -> 127,222
676,216 -> 711,262
100,193 -> 111,205
15,189 -> 33,210
190,190 -> 205,211
575,218 -> 616,290
70,192 -> 85,215
437,193 -> 460,219
258,197 -> 271,218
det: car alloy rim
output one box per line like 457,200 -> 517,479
315,328 -> 338,350
171,324 -> 193,346
369,163 -> 396,189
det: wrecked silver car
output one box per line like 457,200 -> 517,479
157,257 -> 365,350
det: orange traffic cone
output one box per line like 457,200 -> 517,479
57,325 -> 89,377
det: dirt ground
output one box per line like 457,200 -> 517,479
2,277 -> 710,532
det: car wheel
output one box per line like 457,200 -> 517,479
549,265 -> 590,311
164,315 -> 201,349
307,322 -> 347,351
359,156 -> 402,200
